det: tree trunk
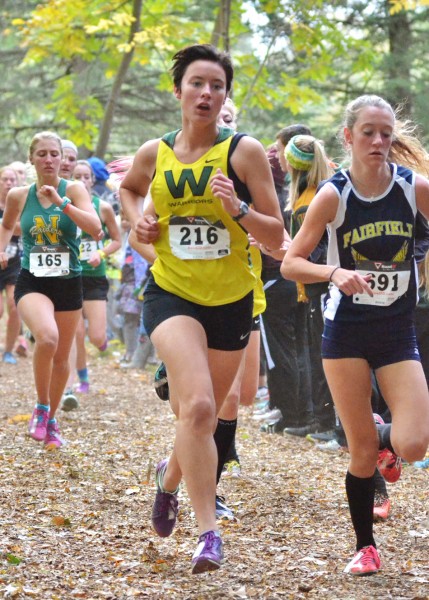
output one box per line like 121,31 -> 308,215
211,0 -> 232,51
95,0 -> 143,159
385,1 -> 412,116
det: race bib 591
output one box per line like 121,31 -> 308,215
353,259 -> 410,307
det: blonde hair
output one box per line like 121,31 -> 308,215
74,159 -> 95,182
342,95 -> 429,176
218,97 -> 238,130
28,131 -> 62,160
0,165 -> 18,181
389,119 -> 429,177
223,97 -> 237,120
286,135 -> 334,210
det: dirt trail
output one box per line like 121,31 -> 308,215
0,351 -> 428,599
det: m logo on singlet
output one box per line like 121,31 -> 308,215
30,215 -> 62,245
165,167 -> 213,199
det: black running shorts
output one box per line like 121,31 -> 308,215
143,276 -> 253,351
82,275 -> 109,301
14,268 -> 83,312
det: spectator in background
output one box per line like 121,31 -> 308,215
117,238 -> 148,367
88,157 -> 119,215
282,134 -> 336,438
257,125 -> 314,434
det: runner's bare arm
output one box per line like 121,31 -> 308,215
120,140 -> 159,230
212,136 -> 284,249
99,200 -> 122,257
129,229 -> 157,264
281,185 -> 374,296
0,187 -> 25,245
0,187 -> 26,267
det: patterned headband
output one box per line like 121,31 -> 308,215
285,135 -> 314,171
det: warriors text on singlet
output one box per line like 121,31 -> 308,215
150,127 -> 255,306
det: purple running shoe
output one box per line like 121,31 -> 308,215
76,381 -> 89,394
191,530 -> 224,574
151,460 -> 179,537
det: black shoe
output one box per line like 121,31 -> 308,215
307,429 -> 336,442
283,423 -> 318,437
260,420 -> 285,434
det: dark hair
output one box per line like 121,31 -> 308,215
171,44 -> 233,93
276,124 -> 312,147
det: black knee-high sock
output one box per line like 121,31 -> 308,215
213,418 -> 237,485
374,467 -> 388,496
377,423 -> 395,453
345,471 -> 376,551
224,434 -> 239,464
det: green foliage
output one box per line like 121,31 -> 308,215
7,0 -> 213,151
47,77 -> 104,148
1,0 -> 429,161
389,0 -> 429,13
6,554 -> 22,565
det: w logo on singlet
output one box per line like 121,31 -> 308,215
165,167 -> 213,199
30,215 -> 61,245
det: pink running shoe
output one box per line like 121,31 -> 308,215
344,545 -> 381,576
373,492 -> 391,521
28,407 -> 49,442
15,337 -> 28,358
377,448 -> 402,483
44,421 -> 65,449
373,413 -> 402,483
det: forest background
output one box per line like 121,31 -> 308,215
1,0 -> 429,165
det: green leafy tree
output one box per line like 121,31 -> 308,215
2,0 -> 429,162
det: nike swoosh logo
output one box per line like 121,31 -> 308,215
240,331 -> 250,340
205,158 -> 218,163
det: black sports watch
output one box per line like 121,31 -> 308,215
232,201 -> 249,222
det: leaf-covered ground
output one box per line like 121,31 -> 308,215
1,346 -> 429,599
